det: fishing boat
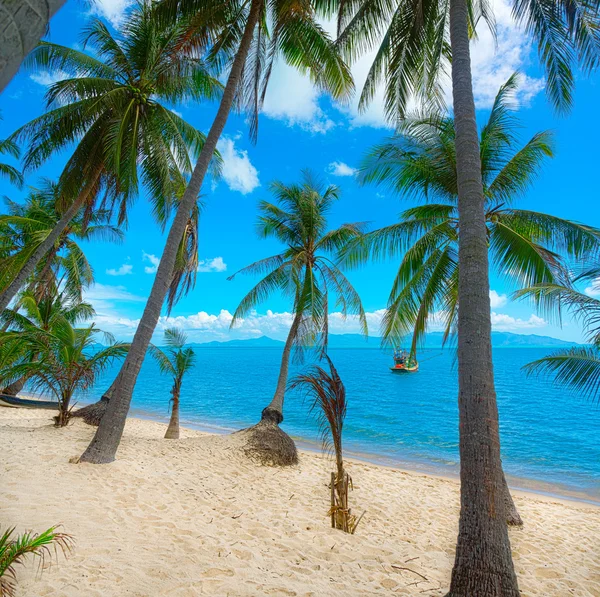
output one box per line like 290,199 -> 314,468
390,348 -> 419,373
0,394 -> 59,409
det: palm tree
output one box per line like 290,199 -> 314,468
349,75 -> 600,355
0,525 -> 73,597
0,289 -> 95,397
228,171 -> 367,465
0,0 -> 67,94
0,315 -> 129,427
80,0 -> 354,464
516,266 -> 600,400
0,114 -> 23,188
150,328 -> 196,439
0,1 -> 220,313
0,181 -> 123,303
335,0 -> 600,590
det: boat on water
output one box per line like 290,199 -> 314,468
0,394 -> 59,409
390,348 -> 419,373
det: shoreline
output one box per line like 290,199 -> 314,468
126,404 -> 600,509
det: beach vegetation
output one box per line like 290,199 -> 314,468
0,525 -> 73,597
150,327 -> 196,439
228,171 -> 367,466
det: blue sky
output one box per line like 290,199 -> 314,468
0,0 -> 599,343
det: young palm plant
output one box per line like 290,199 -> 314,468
0,0 -> 220,313
81,0 -> 355,464
228,171 -> 367,465
516,266 -> 600,401
0,525 -> 73,597
291,356 -> 363,533
334,0 -> 600,585
0,181 -> 123,303
150,327 -> 196,440
0,289 -> 95,396
0,310 -> 129,427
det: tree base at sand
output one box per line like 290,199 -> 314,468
71,396 -> 109,426
239,408 -> 298,466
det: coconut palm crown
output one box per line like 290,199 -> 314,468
344,75 -> 600,353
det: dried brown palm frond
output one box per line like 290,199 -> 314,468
291,356 -> 364,533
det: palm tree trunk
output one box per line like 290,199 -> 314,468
164,384 -> 180,439
446,0 -> 520,593
501,469 -> 523,527
0,1 -> 67,93
2,376 -> 26,396
0,179 -> 95,313
262,311 -> 302,423
79,0 -> 264,464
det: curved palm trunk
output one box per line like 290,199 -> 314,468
164,383 -> 180,439
0,0 -> 67,93
79,0 -> 263,464
261,312 -> 302,424
446,0 -> 520,593
2,376 -> 26,396
0,178 -> 96,313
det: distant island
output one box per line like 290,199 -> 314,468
190,331 -> 580,349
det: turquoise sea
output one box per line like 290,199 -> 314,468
91,346 -> 600,502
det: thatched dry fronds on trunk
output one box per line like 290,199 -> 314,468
291,355 -> 364,533
239,415 -> 298,466
71,396 -> 109,426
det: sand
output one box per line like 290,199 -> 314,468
1,407 -> 599,596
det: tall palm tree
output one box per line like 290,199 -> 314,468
345,75 -> 600,527
0,181 -> 123,303
150,327 -> 196,439
0,289 -> 95,396
516,266 -> 600,401
0,0 -> 67,93
349,75 -> 600,354
228,171 -> 367,465
0,114 -> 23,188
0,1 -> 220,313
335,0 -> 600,591
80,0 -> 355,464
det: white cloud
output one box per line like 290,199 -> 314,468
328,161 -> 357,177
143,252 -> 160,274
490,312 -> 546,330
170,108 -> 182,118
262,63 -> 336,133
30,70 -> 69,87
197,257 -> 227,273
217,137 -> 260,195
90,0 -> 134,27
106,263 -> 133,276
489,290 -> 508,308
585,277 -> 600,297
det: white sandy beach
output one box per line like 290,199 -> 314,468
1,407 -> 599,596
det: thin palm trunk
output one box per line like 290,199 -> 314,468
164,384 -> 180,439
79,0 -> 263,464
446,0 -> 520,593
0,0 -> 67,93
0,175 -> 98,313
262,311 -> 302,423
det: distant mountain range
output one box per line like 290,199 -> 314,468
191,332 -> 579,349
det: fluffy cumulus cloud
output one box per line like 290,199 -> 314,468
262,63 -> 336,133
30,70 -> 69,87
217,137 -> 260,195
143,252 -> 160,274
90,0 -> 134,27
328,161 -> 357,177
489,290 -> 508,308
106,263 -> 133,276
490,312 -> 546,330
585,277 -> 600,297
197,257 -> 227,273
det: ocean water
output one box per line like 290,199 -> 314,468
90,347 -> 600,501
